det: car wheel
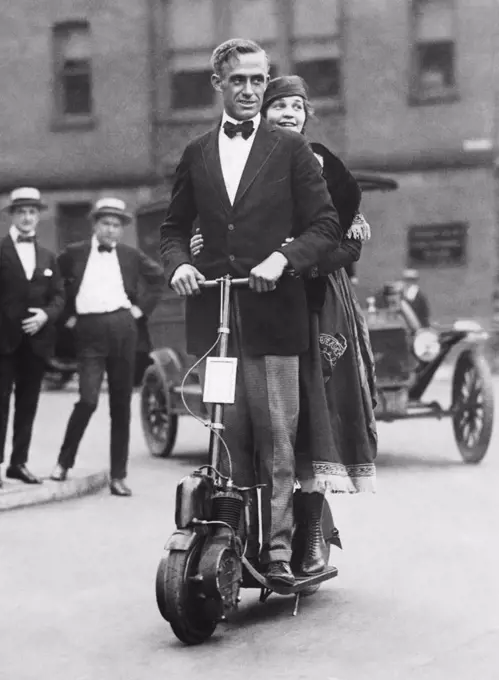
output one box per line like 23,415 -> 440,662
140,364 -> 178,457
452,350 -> 494,464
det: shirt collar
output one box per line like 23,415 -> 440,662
220,111 -> 261,137
10,225 -> 36,242
92,235 -> 116,252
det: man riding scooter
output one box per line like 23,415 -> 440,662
160,38 -> 342,587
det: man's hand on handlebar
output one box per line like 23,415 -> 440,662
249,252 -> 289,293
170,264 -> 206,296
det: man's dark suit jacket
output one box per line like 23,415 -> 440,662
0,235 -> 65,358
57,242 -> 164,353
404,289 -> 430,328
160,118 -> 342,357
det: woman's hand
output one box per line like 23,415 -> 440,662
347,212 -> 371,242
190,230 -> 204,258
190,233 -> 293,260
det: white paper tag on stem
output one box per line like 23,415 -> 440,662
202,357 -> 238,404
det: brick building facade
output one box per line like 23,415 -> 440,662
149,0 -> 499,325
0,0 -> 498,324
0,0 -> 157,250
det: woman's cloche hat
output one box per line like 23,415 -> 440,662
3,187 -> 48,213
89,197 -> 133,225
262,75 -> 309,111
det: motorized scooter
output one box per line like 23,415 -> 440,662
155,275 -> 340,645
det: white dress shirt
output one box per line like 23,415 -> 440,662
404,284 -> 419,302
218,112 -> 261,204
10,226 -> 36,280
76,236 -> 132,315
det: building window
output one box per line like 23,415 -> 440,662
166,0 -> 217,111
407,222 -> 467,267
57,202 -> 92,250
170,62 -> 214,110
164,0 -> 281,114
410,0 -> 458,104
292,0 -> 342,102
52,21 -> 93,124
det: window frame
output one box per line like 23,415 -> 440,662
409,0 -> 459,106
51,20 -> 96,131
161,0 -> 344,118
289,0 -> 345,110
164,40 -> 280,123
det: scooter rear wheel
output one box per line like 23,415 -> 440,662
156,538 -> 218,645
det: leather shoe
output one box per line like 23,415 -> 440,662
110,479 -> 132,497
6,465 -> 42,484
50,464 -> 68,482
266,561 -> 295,587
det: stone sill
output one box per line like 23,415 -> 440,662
50,115 -> 98,132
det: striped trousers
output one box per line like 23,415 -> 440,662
200,297 -> 299,564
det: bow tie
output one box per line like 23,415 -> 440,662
97,244 -> 113,253
17,235 -> 35,244
223,120 -> 254,140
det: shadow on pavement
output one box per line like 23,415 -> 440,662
375,451 -> 466,469
163,452 -> 209,468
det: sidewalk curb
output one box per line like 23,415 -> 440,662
0,470 -> 109,512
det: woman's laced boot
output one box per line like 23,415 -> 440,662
299,492 -> 327,576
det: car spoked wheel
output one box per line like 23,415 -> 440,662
452,351 -> 494,464
140,365 -> 178,457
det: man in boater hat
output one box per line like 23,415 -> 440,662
50,198 -> 164,496
0,187 -> 65,487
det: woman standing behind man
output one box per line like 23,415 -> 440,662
191,75 -> 378,577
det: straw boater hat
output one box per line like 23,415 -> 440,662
3,187 -> 48,213
89,197 -> 133,225
403,268 -> 420,282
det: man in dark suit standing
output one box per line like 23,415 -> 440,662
50,198 -> 164,496
161,39 -> 342,585
402,268 -> 431,328
0,187 -> 65,487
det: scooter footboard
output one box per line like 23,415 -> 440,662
241,556 -> 338,595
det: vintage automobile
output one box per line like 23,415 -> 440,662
139,173 -> 495,465
366,282 -> 494,463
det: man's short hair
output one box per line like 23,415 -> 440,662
210,38 -> 270,77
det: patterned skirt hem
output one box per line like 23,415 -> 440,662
311,462 -> 377,494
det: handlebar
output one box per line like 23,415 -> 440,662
199,277 -> 250,289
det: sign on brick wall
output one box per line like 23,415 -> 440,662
407,222 -> 468,267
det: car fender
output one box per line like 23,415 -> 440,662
148,347 -> 184,388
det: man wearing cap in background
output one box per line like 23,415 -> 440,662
0,187 -> 65,487
50,198 -> 164,496
402,268 -> 431,328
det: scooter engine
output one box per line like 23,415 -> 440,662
198,490 -> 244,611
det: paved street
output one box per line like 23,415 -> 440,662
1,377 -> 498,680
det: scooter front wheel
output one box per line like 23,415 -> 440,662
156,538 -> 218,645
